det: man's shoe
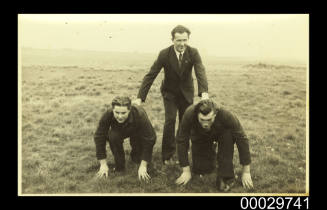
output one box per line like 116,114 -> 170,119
163,158 -> 176,166
216,176 -> 235,192
216,176 -> 227,192
147,165 -> 167,176
113,167 -> 125,173
224,177 -> 236,188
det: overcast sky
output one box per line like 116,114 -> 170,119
18,14 -> 309,62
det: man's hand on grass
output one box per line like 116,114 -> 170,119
96,159 -> 109,179
176,166 -> 192,185
241,165 -> 254,189
241,172 -> 253,189
138,161 -> 151,182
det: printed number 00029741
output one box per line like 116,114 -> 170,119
240,197 -> 309,210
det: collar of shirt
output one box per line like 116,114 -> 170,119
174,47 -> 185,60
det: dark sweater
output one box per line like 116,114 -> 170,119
176,103 -> 251,167
94,105 -> 156,162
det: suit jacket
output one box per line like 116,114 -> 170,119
137,45 -> 208,104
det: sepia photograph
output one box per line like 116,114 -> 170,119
18,14 -> 309,196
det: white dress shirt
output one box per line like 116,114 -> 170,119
174,47 -> 184,61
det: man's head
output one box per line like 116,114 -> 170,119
195,99 -> 217,131
111,96 -> 131,124
171,25 -> 191,53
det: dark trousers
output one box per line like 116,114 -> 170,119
108,129 -> 143,171
162,91 -> 192,161
191,129 -> 235,179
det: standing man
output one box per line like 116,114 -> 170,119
133,25 -> 209,165
94,96 -> 156,181
175,99 -> 254,191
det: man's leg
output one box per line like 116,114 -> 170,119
108,129 -> 126,171
162,96 -> 178,162
191,134 -> 216,175
174,93 -> 192,163
216,129 -> 235,179
129,135 -> 143,164
177,93 -> 192,129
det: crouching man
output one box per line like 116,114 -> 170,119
93,96 -> 156,182
175,99 -> 254,191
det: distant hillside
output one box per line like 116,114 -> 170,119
20,47 -> 306,69
243,62 -> 306,70
20,48 -> 158,69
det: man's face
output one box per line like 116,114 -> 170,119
172,32 -> 189,52
113,105 -> 130,124
198,111 -> 216,131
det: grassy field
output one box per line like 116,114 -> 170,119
19,48 -> 308,194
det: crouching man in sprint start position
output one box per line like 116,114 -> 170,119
175,99 -> 254,191
93,96 -> 156,182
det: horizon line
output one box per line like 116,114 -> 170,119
21,46 -> 307,63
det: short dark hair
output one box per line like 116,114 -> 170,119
171,25 -> 191,39
111,96 -> 131,110
195,99 -> 217,115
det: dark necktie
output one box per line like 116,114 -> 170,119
178,52 -> 183,68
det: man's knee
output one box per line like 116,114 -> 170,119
130,136 -> 143,150
163,102 -> 177,122
164,117 -> 176,126
192,155 -> 215,174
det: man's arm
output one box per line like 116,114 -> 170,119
94,111 -> 112,178
135,107 -> 156,182
176,106 -> 193,168
192,48 -> 208,98
94,111 -> 112,160
175,107 -> 193,185
137,51 -> 164,102
224,111 -> 251,166
223,110 -> 253,189
137,107 -> 157,163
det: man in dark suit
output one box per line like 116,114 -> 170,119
133,25 -> 209,165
